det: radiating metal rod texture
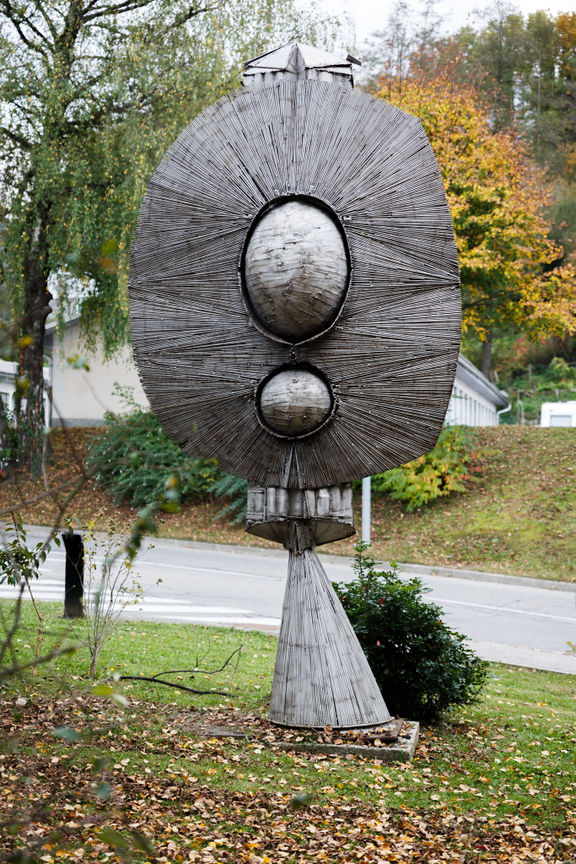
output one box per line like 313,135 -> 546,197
269,545 -> 391,728
129,78 -> 461,490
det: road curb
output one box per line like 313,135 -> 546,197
470,640 -> 576,675
22,526 -> 576,592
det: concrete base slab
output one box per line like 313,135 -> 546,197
204,718 -> 420,763
271,720 -> 420,763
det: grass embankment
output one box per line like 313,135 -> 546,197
1,602 -> 575,862
1,426 -> 575,581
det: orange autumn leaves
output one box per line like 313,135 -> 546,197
377,77 -> 576,342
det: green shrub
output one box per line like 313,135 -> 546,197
371,426 -> 484,511
87,409 -> 219,508
333,545 -> 488,723
210,472 -> 247,523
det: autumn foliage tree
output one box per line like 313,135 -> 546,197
0,0 -> 334,470
377,77 -> 576,377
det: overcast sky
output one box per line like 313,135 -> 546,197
321,0 -> 575,52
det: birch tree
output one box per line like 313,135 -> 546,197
0,0 -> 333,470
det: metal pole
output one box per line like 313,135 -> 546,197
361,476 -> 371,546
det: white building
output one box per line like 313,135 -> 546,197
44,320 -> 147,426
540,401 -> 576,428
445,354 -> 510,427
0,358 -> 51,418
44,320 -> 509,428
0,359 -> 17,413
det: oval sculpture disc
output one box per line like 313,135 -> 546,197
243,199 -> 349,343
129,79 -> 461,489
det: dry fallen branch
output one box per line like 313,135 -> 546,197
156,646 -> 243,679
118,675 -> 230,696
119,647 -> 242,696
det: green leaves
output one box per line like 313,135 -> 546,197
91,682 -> 128,708
210,473 -> 248,523
0,516 -> 53,586
334,545 -> 488,723
53,726 -> 81,741
66,354 -> 90,371
371,427 -> 484,512
87,408 -> 220,509
93,782 -> 112,802
290,791 -> 313,809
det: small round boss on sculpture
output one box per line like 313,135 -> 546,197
241,196 -> 350,344
256,367 -> 335,438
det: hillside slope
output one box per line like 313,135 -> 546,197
357,427 -> 576,582
0,427 -> 574,582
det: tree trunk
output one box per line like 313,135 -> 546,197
481,333 -> 493,381
89,648 -> 99,681
18,201 -> 52,474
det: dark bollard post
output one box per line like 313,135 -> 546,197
62,532 -> 84,618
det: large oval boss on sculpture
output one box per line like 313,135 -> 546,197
129,78 -> 461,489
242,198 -> 350,343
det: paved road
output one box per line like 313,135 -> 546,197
2,529 -> 575,674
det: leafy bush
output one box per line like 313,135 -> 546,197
333,545 -> 488,723
547,355 -> 576,386
0,515 -> 58,586
210,472 -> 247,523
87,409 -> 219,508
371,426 -> 484,511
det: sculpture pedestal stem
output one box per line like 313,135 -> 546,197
269,544 -> 391,729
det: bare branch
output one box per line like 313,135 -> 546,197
0,0 -> 52,55
156,647 -> 243,678
0,643 -> 77,681
0,469 -> 90,523
83,0 -> 158,23
170,3 -> 215,29
30,0 -> 59,42
118,648 -> 241,695
0,584 -> 25,668
119,675 -> 230,696
85,0 -> 214,26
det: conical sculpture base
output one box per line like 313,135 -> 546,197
269,547 -> 391,728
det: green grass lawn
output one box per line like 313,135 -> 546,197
1,601 -> 575,862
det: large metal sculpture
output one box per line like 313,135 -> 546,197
129,42 -> 461,729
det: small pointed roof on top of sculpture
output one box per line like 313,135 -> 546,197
243,41 -> 361,89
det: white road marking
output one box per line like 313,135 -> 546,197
121,612 -> 281,625
137,560 -> 284,580
37,559 -> 283,581
433,596 -> 575,623
2,581 -> 573,624
0,584 -> 279,626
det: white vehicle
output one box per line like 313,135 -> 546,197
540,401 -> 576,427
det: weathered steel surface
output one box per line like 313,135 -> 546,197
129,79 -> 461,489
257,368 -> 333,437
243,41 -> 357,89
130,42 -> 461,730
243,199 -> 349,342
245,483 -> 354,546
269,546 -> 391,728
